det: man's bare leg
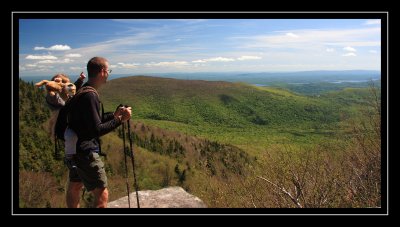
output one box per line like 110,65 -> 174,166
92,187 -> 109,208
66,181 -> 84,208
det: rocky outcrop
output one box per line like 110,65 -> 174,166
107,187 -> 207,208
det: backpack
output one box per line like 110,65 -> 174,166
53,86 -> 98,159
54,86 -> 98,140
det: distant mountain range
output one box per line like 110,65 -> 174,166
19,70 -> 381,85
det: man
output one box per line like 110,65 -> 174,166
66,57 -> 131,208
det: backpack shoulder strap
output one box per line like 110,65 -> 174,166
75,86 -> 98,99
65,86 -> 98,107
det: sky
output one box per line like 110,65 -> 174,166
18,19 -> 381,77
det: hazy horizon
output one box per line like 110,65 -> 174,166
19,70 -> 381,87
19,69 -> 381,77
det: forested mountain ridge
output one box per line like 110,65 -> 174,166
99,76 -> 352,129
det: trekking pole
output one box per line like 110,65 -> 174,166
127,119 -> 140,208
122,122 -> 131,208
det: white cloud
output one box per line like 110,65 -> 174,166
192,56 -> 260,64
364,20 -> 381,25
20,64 -> 55,72
62,58 -> 73,63
237,27 -> 380,50
192,60 -> 207,63
69,66 -> 83,71
343,46 -> 357,52
146,61 -> 188,67
369,50 -> 377,54
37,58 -> 74,64
342,53 -> 357,57
237,55 -> 262,61
49,45 -> 71,50
26,55 -> 58,60
67,32 -> 159,57
113,19 -> 207,23
286,32 -> 299,38
37,65 -> 54,68
117,62 -> 140,68
36,60 -> 58,64
326,48 -> 335,52
206,57 -> 235,62
191,57 -> 235,63
34,45 -> 71,51
65,53 -> 82,58
33,47 -> 46,50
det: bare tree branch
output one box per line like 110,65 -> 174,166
258,176 -> 303,208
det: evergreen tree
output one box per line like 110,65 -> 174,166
174,164 -> 180,176
179,170 -> 186,184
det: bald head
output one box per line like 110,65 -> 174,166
87,57 -> 108,78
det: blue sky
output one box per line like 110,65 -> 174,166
18,19 -> 381,76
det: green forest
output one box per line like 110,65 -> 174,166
18,76 -> 381,208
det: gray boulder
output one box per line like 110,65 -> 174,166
107,187 -> 207,208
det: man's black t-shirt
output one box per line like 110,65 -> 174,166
68,83 -> 121,153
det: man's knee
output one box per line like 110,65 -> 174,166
68,182 -> 84,193
93,187 -> 108,199
101,188 -> 109,200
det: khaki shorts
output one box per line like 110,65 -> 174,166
68,152 -> 108,191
